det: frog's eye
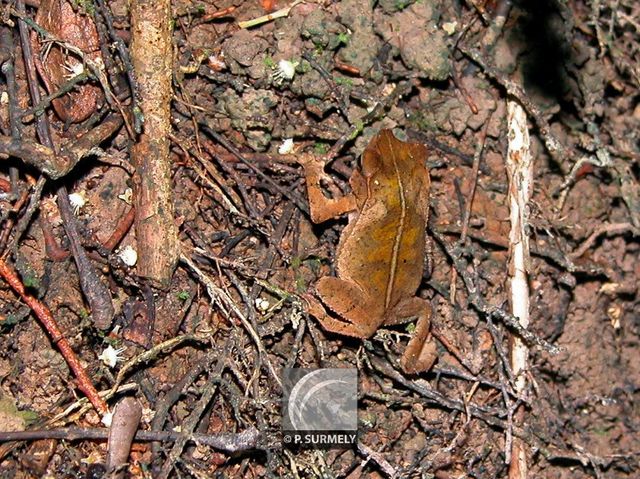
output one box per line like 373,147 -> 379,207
361,149 -> 383,174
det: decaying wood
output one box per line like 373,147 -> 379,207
130,0 -> 179,288
0,114 -> 123,179
106,397 -> 142,478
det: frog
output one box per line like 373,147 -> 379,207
299,129 -> 437,374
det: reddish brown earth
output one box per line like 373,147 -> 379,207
0,0 -> 638,477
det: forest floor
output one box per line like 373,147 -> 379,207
0,0 -> 638,477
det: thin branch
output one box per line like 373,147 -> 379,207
505,100 -> 533,478
0,426 -> 262,453
0,259 -> 108,414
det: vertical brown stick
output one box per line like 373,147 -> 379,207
130,0 -> 179,288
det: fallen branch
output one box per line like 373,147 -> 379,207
130,0 -> 179,287
0,426 -> 262,453
0,259 -> 108,415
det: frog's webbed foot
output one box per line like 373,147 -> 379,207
387,297 -> 438,374
401,328 -> 437,374
307,277 -> 380,338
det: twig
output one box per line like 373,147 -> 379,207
0,115 -> 123,179
505,100 -> 532,478
180,254 -> 282,388
326,80 -> 418,162
0,27 -> 21,199
247,201 -> 295,318
20,71 -> 91,119
451,67 -> 479,114
169,133 -> 245,218
94,0 -> 142,133
39,209 -> 70,261
150,347 -> 220,471
432,365 -> 521,400
431,228 -> 560,355
479,0 -> 512,49
16,0 -> 115,329
450,117 -> 490,303
370,356 -> 507,428
555,122 -> 612,209
88,145 -> 135,176
45,383 -> 139,430
158,342 -> 229,479
0,426 -> 262,452
301,50 -> 351,124
201,125 -> 309,215
435,225 -> 604,276
590,0 -> 607,58
130,0 -> 179,287
0,259 -> 108,414
612,157 -> 640,229
568,222 -> 638,259
227,270 -> 269,392
102,207 -> 136,252
202,136 -> 261,219
544,444 -> 635,475
357,442 -> 398,478
237,0 -> 304,29
108,334 -> 210,399
4,177 -> 46,256
458,45 -> 568,167
485,315 -> 517,386
11,6 -> 134,137
57,187 -> 115,329
196,6 -> 237,23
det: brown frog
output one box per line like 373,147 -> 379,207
300,129 -> 437,374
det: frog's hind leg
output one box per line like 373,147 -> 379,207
386,297 -> 438,374
313,277 -> 380,338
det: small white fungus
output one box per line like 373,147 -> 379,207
68,191 -> 87,215
442,21 -> 457,35
272,59 -> 299,85
278,138 -> 294,155
118,245 -> 138,267
255,297 -> 270,312
118,188 -> 133,205
98,344 -> 126,368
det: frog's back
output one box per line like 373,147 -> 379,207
336,199 -> 426,305
335,129 -> 430,307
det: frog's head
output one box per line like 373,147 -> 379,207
361,129 -> 428,179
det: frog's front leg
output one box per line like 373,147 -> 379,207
311,276 -> 381,338
386,297 -> 438,374
298,154 -> 357,223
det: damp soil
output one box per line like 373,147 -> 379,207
0,0 -> 638,477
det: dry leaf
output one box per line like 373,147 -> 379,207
32,0 -> 103,123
